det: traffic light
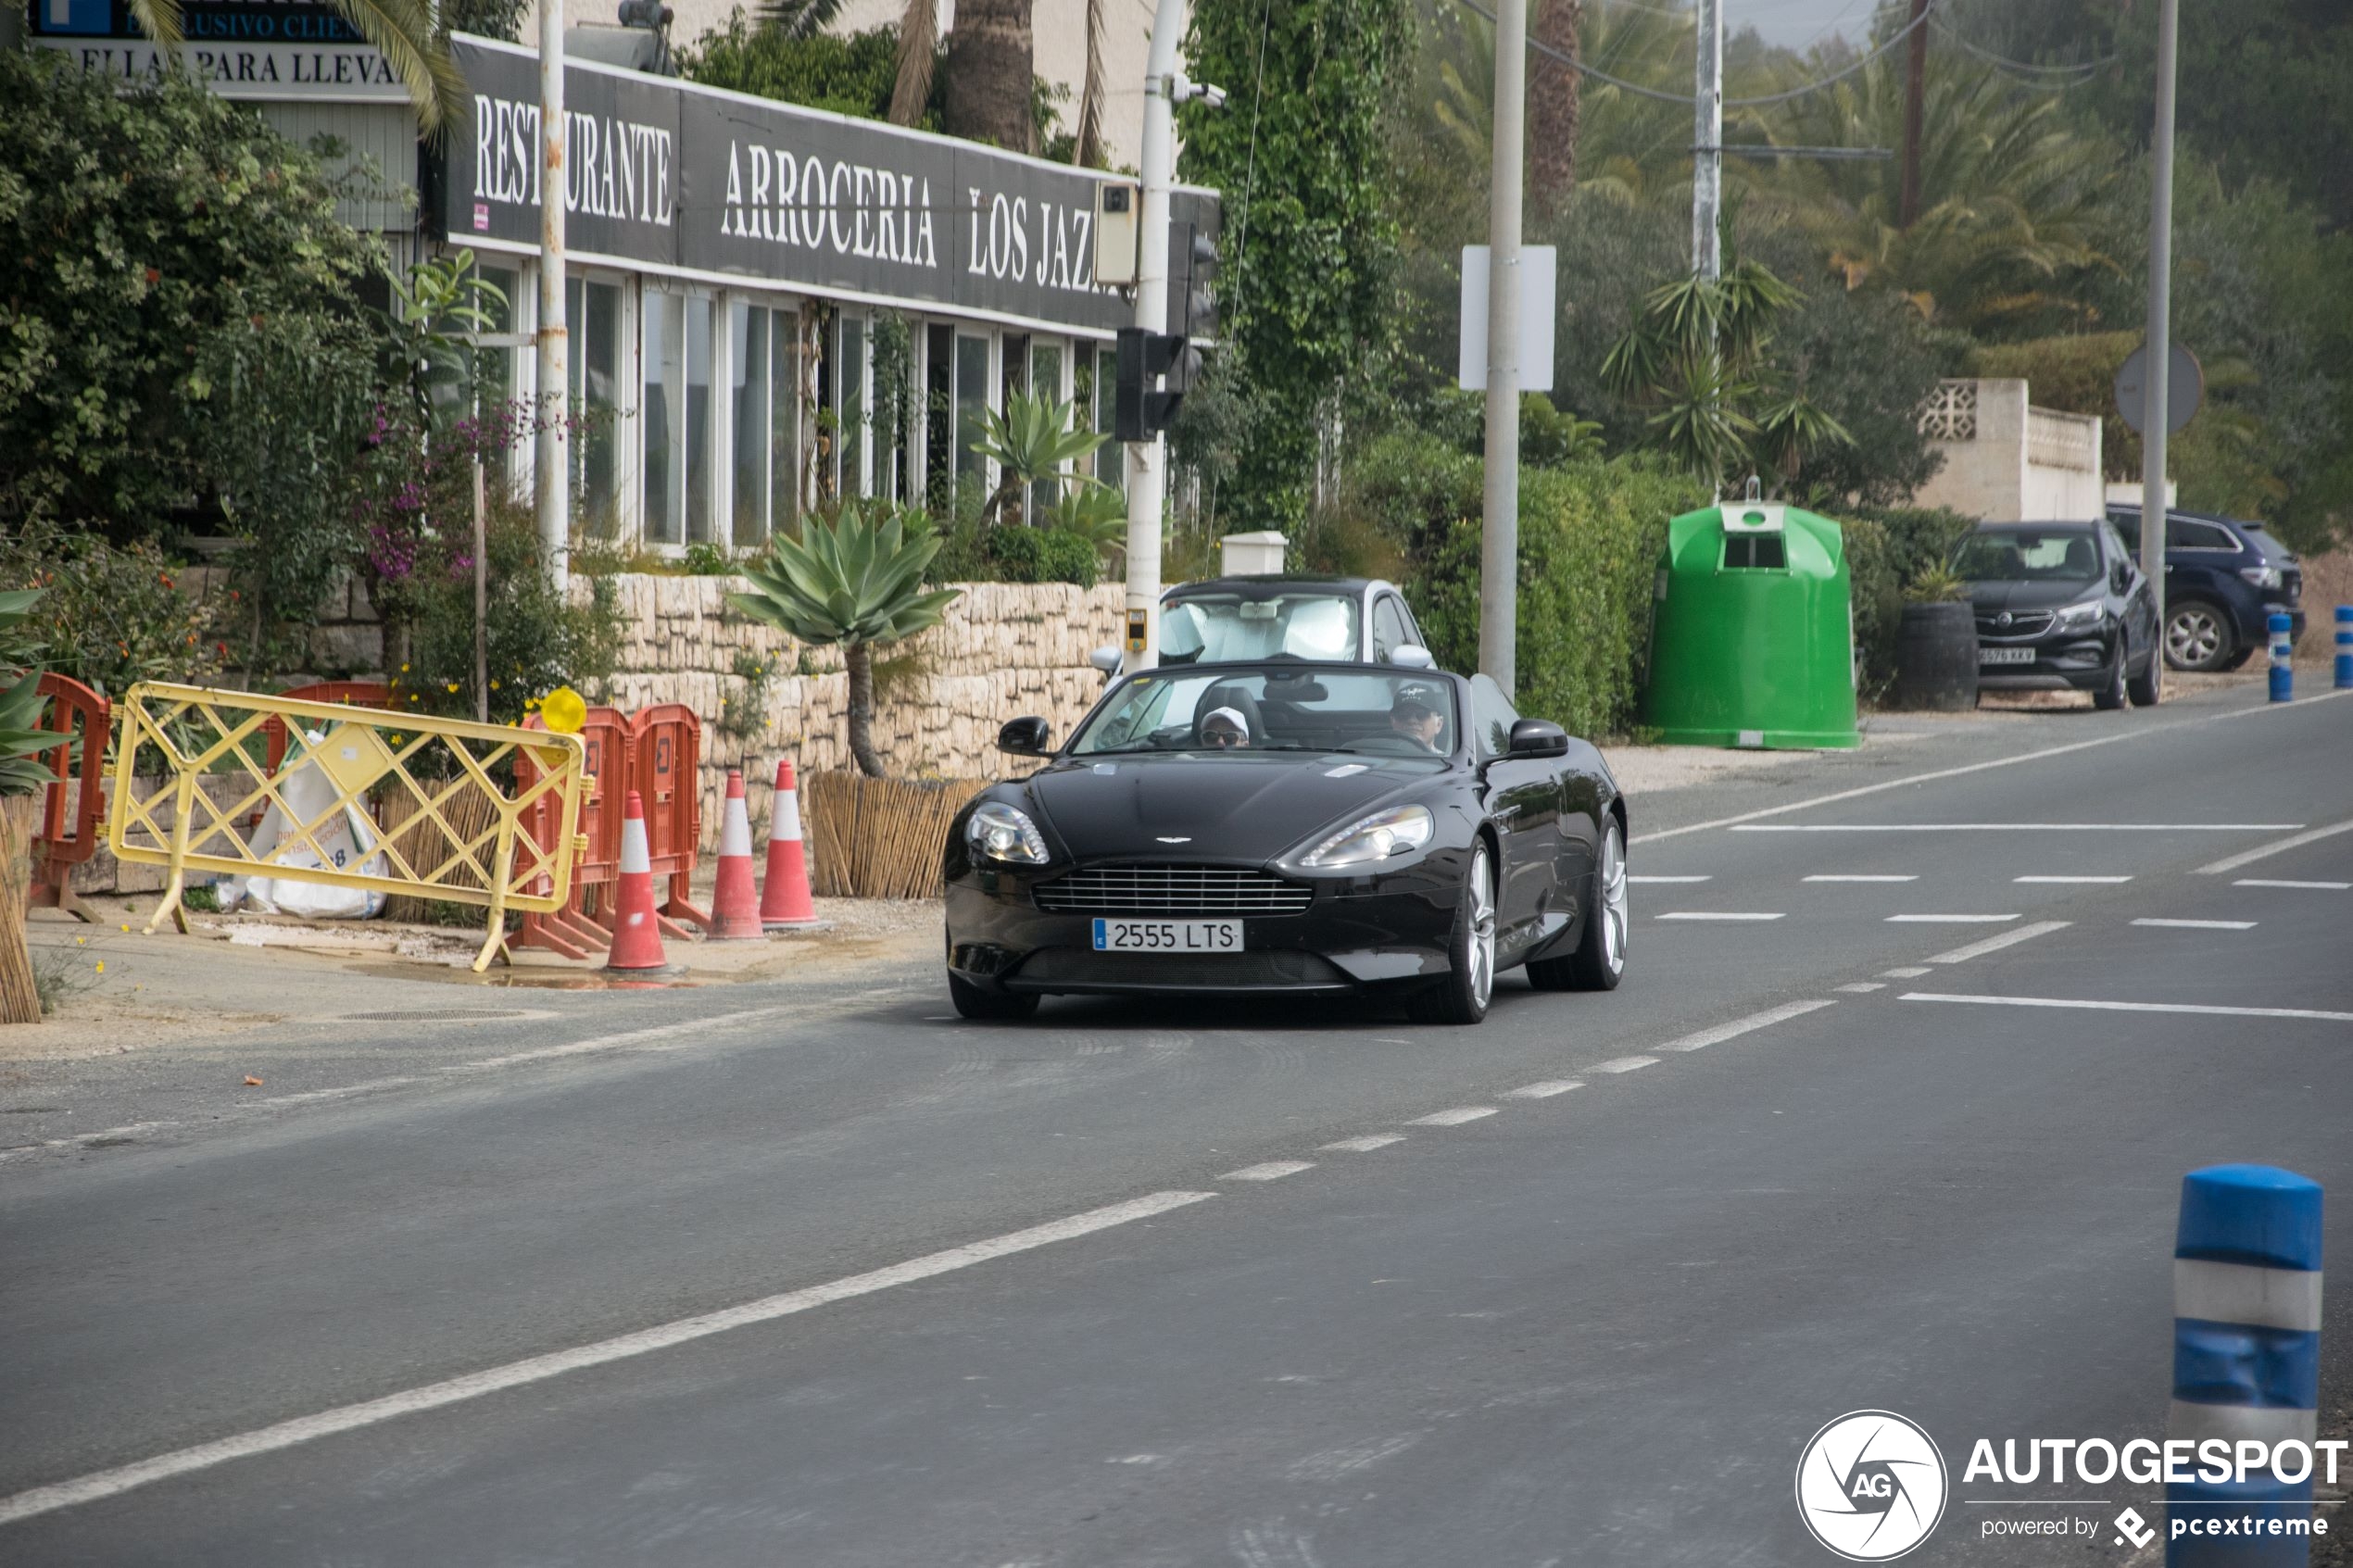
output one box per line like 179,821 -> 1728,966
1114,326 -> 1185,442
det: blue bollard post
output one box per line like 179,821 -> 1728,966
2168,1164 -> 2324,1566
2269,613 -> 2295,702
2334,606 -> 2351,691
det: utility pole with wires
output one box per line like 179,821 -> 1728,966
1690,0 -> 1722,279
1478,0 -> 1529,691
535,0 -> 569,595
2139,0 -> 2180,702
1899,0 -> 1929,227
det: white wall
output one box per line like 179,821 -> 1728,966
1912,378 -> 2106,523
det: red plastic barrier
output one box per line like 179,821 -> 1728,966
510,707 -> 628,960
30,673 -> 109,922
263,682 -> 396,773
624,703 -> 711,935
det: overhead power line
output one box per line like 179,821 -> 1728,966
1446,0 -> 1935,108
1929,16 -> 2117,82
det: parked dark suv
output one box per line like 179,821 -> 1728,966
2105,504 -> 2305,672
1956,520 -> 2160,710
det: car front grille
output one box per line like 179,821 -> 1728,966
1033,863 -> 1314,916
1977,611 -> 2054,640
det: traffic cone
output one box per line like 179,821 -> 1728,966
761,758 -> 821,930
709,769 -> 764,940
605,790 -> 670,972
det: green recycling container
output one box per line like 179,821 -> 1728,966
1646,501 -> 1858,749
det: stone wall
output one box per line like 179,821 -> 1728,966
597,575 -> 1122,847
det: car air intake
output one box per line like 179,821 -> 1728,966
1034,864 -> 1314,915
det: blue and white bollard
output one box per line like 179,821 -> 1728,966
2269,613 -> 2295,702
2168,1164 -> 2325,1566
2334,606 -> 2351,691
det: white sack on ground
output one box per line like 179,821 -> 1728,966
220,733 -> 387,918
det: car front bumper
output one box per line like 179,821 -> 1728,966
1975,634 -> 2118,692
945,855 -> 1472,997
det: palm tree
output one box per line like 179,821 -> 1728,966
728,503 -> 963,778
1529,0 -> 1581,212
1070,0 -> 1106,165
942,0 -> 1037,152
129,0 -> 465,134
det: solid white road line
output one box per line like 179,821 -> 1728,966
2133,918 -> 2258,931
1503,1080 -> 1585,1099
0,1189 -> 1218,1529
1836,983 -> 1885,994
1320,1135 -> 1406,1152
2197,818 -> 2353,875
1219,1161 -> 1315,1182
1806,874 -> 1919,883
1926,921 -> 2071,964
2234,879 -> 2350,890
2015,875 -> 2133,884
1655,998 -> 1838,1052
1888,913 -> 2019,923
1655,911 -> 1784,922
1901,993 -> 2353,1024
1589,1056 -> 1660,1073
450,1007 -> 804,1073
1736,823 -> 2299,834
1629,874 -> 1712,884
1406,1107 -> 1498,1126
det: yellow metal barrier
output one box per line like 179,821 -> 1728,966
107,683 -> 587,972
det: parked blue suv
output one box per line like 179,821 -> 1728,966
2104,504 -> 2305,672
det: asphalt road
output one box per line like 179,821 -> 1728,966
4,682 -> 2349,1565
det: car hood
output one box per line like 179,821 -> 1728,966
1023,754 -> 1441,863
1969,580 -> 2103,614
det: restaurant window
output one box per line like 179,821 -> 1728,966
731,299 -> 799,547
567,275 -> 622,538
683,295 -> 715,543
925,322 -> 954,507
954,331 -> 990,501
837,313 -> 868,499
642,289 -> 684,544
1027,339 -> 1065,522
1076,343 -> 1121,487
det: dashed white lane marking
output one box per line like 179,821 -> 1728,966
0,1189 -> 1218,1528
1881,966 -> 1933,978
1888,913 -> 2019,923
1806,874 -> 1918,883
1837,983 -> 1884,994
1321,1135 -> 1405,1152
1656,911 -> 1784,922
1503,1080 -> 1584,1099
2015,874 -> 2133,884
1219,1161 -> 1315,1182
2133,918 -> 2258,931
1737,822 -> 2300,834
1655,998 -> 1837,1052
1925,921 -> 2071,964
1629,874 -> 1712,884
1406,1107 -> 1497,1126
2197,818 -> 2353,875
2234,879 -> 2350,890
1589,1056 -> 1659,1073
1902,993 -> 2353,1024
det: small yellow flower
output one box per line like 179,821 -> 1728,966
401,663 -> 410,672
446,682 -> 459,694
490,680 -> 501,691
76,936 -> 86,946
94,961 -> 105,974
410,694 -> 420,703
120,923 -> 131,933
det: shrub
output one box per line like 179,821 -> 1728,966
0,522 -> 224,697
984,526 -> 1100,587
1826,505 -> 1975,698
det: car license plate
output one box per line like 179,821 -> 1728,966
1980,646 -> 2036,665
1091,918 -> 1242,953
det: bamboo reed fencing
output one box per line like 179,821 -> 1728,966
800,773 -> 989,899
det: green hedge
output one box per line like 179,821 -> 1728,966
983,525 -> 1100,588
1832,505 -> 1977,697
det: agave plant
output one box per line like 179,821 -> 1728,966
728,503 -> 963,778
1045,482 -> 1129,564
968,391 -> 1110,527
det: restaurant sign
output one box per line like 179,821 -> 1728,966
27,0 -> 409,102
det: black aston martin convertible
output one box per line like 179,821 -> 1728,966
942,662 -> 1629,1024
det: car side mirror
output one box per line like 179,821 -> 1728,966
1507,718 -> 1568,759
998,717 -> 1053,757
1088,646 -> 1122,677
2111,562 -> 2133,593
1390,644 -> 1436,670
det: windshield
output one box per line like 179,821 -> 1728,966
1954,529 -> 2102,583
1069,667 -> 1458,759
1160,594 -> 1359,663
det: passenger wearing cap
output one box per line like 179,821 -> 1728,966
1390,685 -> 1444,751
1199,706 -> 1252,749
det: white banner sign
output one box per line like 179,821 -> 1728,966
32,36 -> 410,102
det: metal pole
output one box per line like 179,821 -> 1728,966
2139,0 -> 2178,703
1478,0 -> 1528,692
1691,0 -> 1722,279
1899,0 -> 1928,229
474,454 -> 490,723
1119,0 -> 1187,675
535,0 -> 570,595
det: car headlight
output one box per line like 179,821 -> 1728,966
966,801 -> 1049,864
2240,565 -> 2284,591
2054,598 -> 2106,633
1298,805 -> 1435,869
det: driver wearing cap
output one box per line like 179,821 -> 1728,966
1390,685 -> 1444,751
1199,706 -> 1252,749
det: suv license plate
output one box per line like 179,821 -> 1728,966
1980,646 -> 2036,665
1092,918 -> 1243,953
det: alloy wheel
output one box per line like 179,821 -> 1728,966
1599,825 -> 1628,975
2166,606 -> 2224,670
1467,847 -> 1496,1009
